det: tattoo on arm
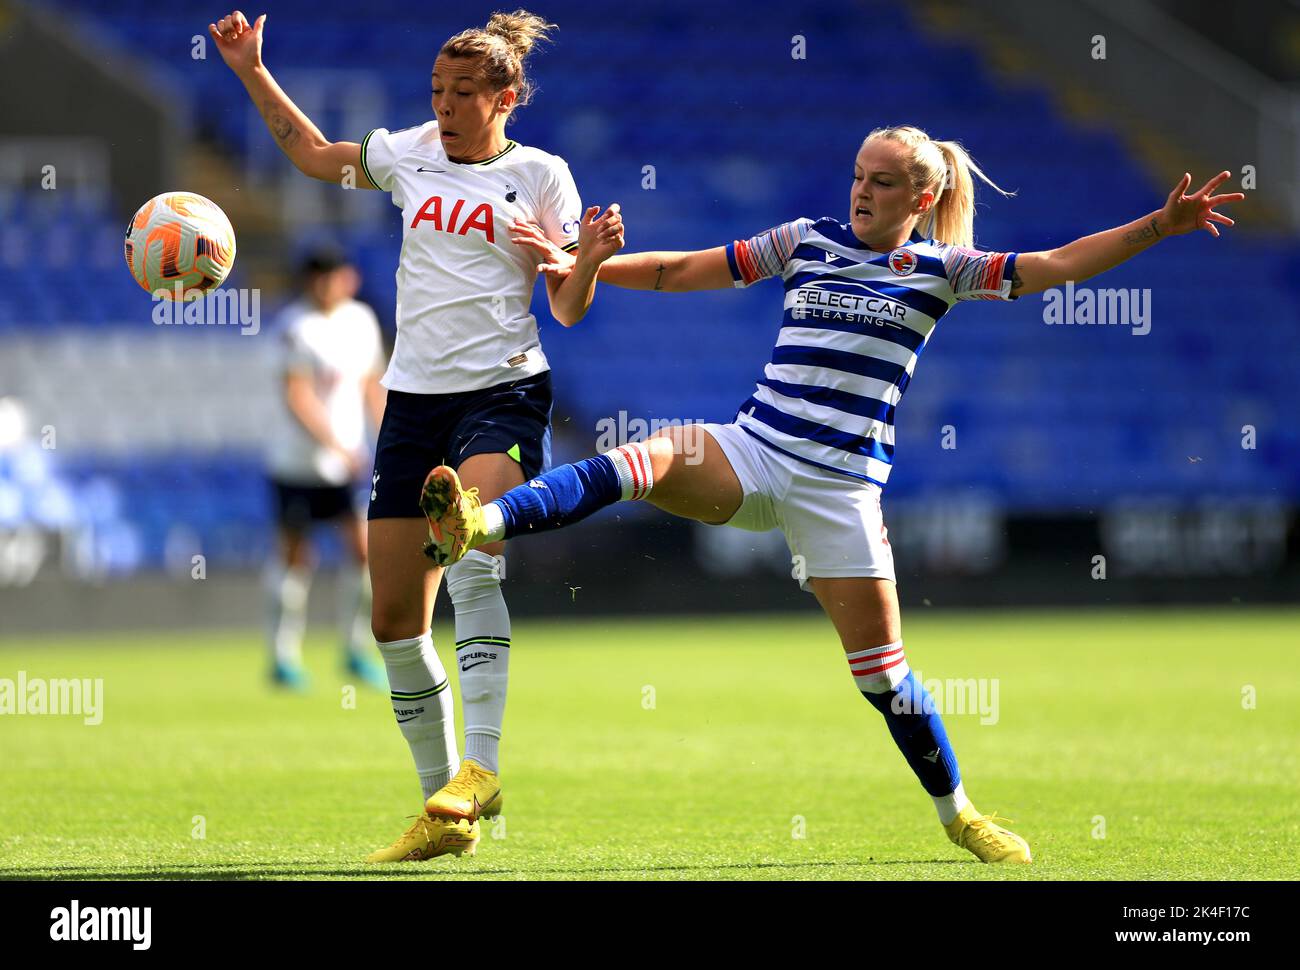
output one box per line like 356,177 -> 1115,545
263,100 -> 301,148
1122,217 -> 1162,247
653,262 -> 666,291
1010,267 -> 1024,295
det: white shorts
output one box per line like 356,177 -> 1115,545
701,421 -> 896,591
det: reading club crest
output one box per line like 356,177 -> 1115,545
888,249 -> 917,277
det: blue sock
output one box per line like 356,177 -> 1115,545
494,455 -> 624,540
861,671 -> 961,797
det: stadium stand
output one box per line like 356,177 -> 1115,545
3,0 -> 1295,573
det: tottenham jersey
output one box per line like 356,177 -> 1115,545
726,217 -> 1018,486
266,297 -> 386,486
361,120 -> 583,394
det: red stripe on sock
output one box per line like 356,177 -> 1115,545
848,644 -> 903,663
852,650 -> 904,670
633,446 -> 651,499
849,653 -> 906,678
624,445 -> 649,500
851,659 -> 907,679
848,645 -> 903,667
616,445 -> 643,499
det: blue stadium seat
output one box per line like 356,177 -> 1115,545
12,0 -> 1296,567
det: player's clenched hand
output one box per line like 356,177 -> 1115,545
208,10 -> 266,76
509,220 -> 577,279
334,446 -> 364,480
509,209 -> 623,274
1157,171 -> 1244,238
576,204 -> 625,265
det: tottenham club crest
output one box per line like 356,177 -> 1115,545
887,249 -> 918,277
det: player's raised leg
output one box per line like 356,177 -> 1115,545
810,576 -> 1030,864
420,423 -> 744,568
364,517 -> 476,862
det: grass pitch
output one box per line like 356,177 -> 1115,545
1,608 -> 1296,880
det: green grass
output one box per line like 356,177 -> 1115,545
1,608 -> 1296,880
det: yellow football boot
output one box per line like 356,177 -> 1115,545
364,813 -> 479,863
424,760 -> 503,822
944,805 -> 1032,864
420,465 -> 489,567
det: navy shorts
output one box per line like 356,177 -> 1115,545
368,371 -> 553,520
271,479 -> 359,530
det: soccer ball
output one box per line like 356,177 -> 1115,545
124,192 -> 236,299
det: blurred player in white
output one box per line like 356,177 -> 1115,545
211,8 -> 623,862
264,244 -> 387,693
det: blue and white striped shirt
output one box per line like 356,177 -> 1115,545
725,217 -> 1018,486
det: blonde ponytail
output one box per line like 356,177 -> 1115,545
864,126 -> 1012,248
440,9 -> 558,115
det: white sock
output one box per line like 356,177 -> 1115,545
482,502 -> 506,543
606,441 -> 655,500
844,641 -> 910,693
337,563 -> 372,659
264,560 -> 310,666
933,783 -> 970,825
446,549 -> 510,774
376,630 -> 458,800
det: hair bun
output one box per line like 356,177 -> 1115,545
485,9 -> 556,59
438,9 -> 558,118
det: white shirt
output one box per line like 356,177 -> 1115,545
266,297 -> 386,486
360,120 -> 583,394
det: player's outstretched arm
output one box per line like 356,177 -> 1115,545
597,248 -> 735,291
208,10 -> 375,188
510,220 -> 734,292
1010,171 -> 1243,297
543,204 -> 625,326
